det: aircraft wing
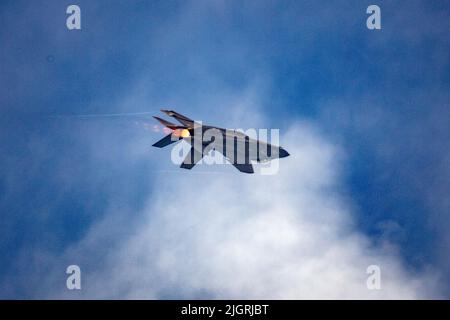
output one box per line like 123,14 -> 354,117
179,137 -> 211,170
180,143 -> 254,174
173,126 -> 257,174
180,146 -> 204,170
230,163 -> 254,174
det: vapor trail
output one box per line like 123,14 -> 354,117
46,111 -> 155,118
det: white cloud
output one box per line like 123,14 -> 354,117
1,1 -> 446,300
50,121 -> 440,299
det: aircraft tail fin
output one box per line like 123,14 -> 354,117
161,110 -> 195,127
153,116 -> 181,130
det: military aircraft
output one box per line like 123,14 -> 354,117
152,110 -> 289,174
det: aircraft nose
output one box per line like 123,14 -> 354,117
279,147 -> 290,158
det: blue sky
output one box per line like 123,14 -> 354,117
0,0 -> 449,298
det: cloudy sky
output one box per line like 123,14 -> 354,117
0,0 -> 449,299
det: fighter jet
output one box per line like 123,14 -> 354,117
152,110 -> 289,174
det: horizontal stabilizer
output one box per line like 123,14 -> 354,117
152,133 -> 180,148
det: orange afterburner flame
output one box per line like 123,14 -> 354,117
172,128 -> 190,138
